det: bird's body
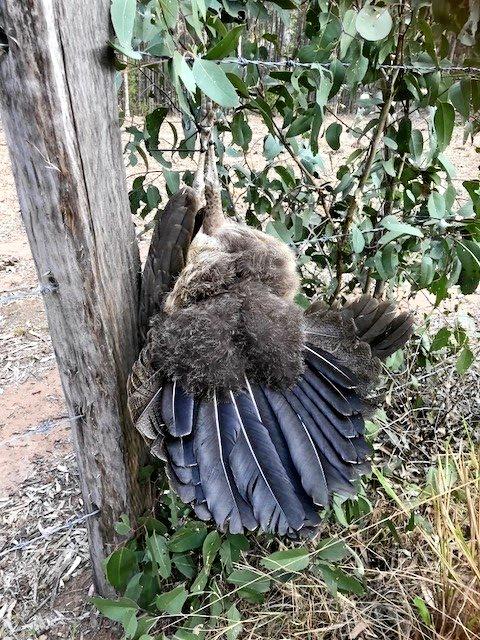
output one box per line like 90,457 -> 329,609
128,124 -> 413,537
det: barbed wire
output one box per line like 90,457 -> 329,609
0,510 -> 100,559
222,56 -> 480,76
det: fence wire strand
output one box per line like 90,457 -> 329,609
221,56 -> 480,76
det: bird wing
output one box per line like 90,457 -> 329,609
340,294 -> 414,358
138,187 -> 201,341
129,342 -> 371,537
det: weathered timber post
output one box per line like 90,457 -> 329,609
0,1 -> 148,594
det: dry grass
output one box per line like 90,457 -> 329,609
207,441 -> 480,640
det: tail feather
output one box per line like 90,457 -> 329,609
283,388 -> 357,474
130,347 -> 373,536
166,463 -> 196,503
161,381 -> 195,438
305,344 -> 357,388
139,187 -> 200,341
303,366 -> 363,416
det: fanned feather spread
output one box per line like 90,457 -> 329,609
129,167 -> 413,536
129,343 -> 377,535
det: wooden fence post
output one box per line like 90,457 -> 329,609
0,0 -> 148,594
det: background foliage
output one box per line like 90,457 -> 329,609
97,0 -> 480,637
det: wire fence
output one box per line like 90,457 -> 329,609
120,54 -> 480,118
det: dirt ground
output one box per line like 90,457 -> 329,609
0,113 -> 479,639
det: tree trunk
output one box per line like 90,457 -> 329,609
0,0 -> 148,595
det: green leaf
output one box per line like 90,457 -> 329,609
434,102 -> 455,152
145,107 -> 169,151
325,123 -> 342,150
226,73 -> 249,98
264,134 -> 283,160
122,608 -> 138,639
345,54 -> 368,85
383,136 -> 398,150
168,521 -> 208,552
110,39 -> 142,60
173,52 -> 196,94
286,114 -> 313,138
266,220 -> 293,244
190,566 -> 210,593
382,157 -> 396,177
410,129 -> 424,159
261,548 -> 310,573
227,569 -> 271,593
418,255 -> 435,288
397,118 -> 412,153
114,514 -> 132,536
418,19 -> 437,63
140,516 -> 168,535
156,585 -> 189,615
340,9 -> 357,58
146,532 -> 171,579
164,169 -> 180,196
456,347 -> 474,374
92,596 -> 139,623
430,327 -> 451,352
231,113 -> 252,151
124,573 -> 143,602
158,0 -> 179,29
226,604 -> 243,640
106,547 -> 138,590
456,239 -> 480,294
374,245 -> 399,278
380,216 -> 423,243
202,531 -> 221,566
329,58 -> 346,98
172,553 -> 196,579
427,192 -> 446,219
449,80 -> 471,119
317,563 -> 365,595
274,166 -> 296,189
192,59 -> 239,108
267,0 -> 297,8
413,596 -> 432,626
351,225 -> 365,253
111,0 -> 136,48
317,538 -> 349,562
355,6 -> 392,41
204,25 -> 244,60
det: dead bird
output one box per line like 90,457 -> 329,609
128,113 -> 413,537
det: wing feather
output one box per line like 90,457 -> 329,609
229,391 -> 306,534
262,387 -> 329,507
194,392 -> 256,533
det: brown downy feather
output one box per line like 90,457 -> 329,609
148,281 -> 305,396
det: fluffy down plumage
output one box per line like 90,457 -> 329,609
128,206 -> 413,537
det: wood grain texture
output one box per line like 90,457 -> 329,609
0,0 -> 148,594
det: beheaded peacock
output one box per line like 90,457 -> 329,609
128,106 -> 414,537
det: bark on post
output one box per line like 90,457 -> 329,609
0,1 -> 148,594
